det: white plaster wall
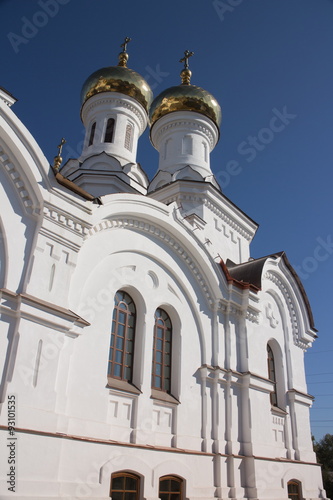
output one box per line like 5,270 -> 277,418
65,230 -> 211,451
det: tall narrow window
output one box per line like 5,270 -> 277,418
110,473 -> 139,500
104,118 -> 115,143
152,308 -> 172,393
267,344 -> 277,406
124,122 -> 133,151
159,476 -> 183,500
108,291 -> 136,382
88,122 -> 96,146
287,480 -> 301,500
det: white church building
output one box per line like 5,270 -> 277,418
0,41 -> 327,500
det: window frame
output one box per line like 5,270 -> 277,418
104,117 -> 115,143
88,121 -> 96,146
267,344 -> 278,407
110,472 -> 140,500
159,475 -> 184,500
152,308 -> 172,394
108,290 -> 136,383
287,480 -> 302,500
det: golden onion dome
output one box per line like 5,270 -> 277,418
149,51 -> 221,129
149,83 -> 221,128
80,38 -> 153,112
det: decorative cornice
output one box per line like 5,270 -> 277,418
246,308 -> 260,324
265,271 -> 307,349
163,192 -> 253,241
165,194 -> 252,242
204,197 -> 253,241
0,87 -> 17,107
0,288 -> 89,335
219,302 -> 242,316
43,203 -> 91,238
0,145 -> 40,215
153,119 -> 216,149
218,301 -> 259,324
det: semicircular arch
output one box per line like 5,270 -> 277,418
83,199 -> 229,308
262,259 -> 314,349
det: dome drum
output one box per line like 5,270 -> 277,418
81,91 -> 148,135
150,111 -> 219,182
150,111 -> 219,152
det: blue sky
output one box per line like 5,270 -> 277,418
1,0 -> 333,442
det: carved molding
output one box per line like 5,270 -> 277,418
43,203 -> 91,238
218,301 -> 259,323
265,271 -> 307,349
204,198 -> 253,241
153,120 -> 216,149
0,145 -> 40,215
163,192 -> 253,241
246,308 -> 260,324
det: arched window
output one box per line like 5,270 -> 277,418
108,291 -> 136,382
287,480 -> 302,500
124,122 -> 133,151
267,344 -> 277,406
110,472 -> 139,500
105,118 -> 115,143
152,308 -> 172,393
88,122 -> 96,146
159,476 -> 183,500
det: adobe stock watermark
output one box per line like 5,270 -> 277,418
79,265 -> 147,323
144,64 -> 170,91
7,0 -> 71,54
213,0 -> 244,22
293,235 -> 333,280
215,106 -> 297,189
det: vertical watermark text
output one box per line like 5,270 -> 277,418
7,394 -> 17,493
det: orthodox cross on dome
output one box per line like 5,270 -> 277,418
180,49 -> 194,70
53,138 -> 66,171
121,36 -> 131,52
57,137 -> 66,156
118,36 -> 131,67
179,50 -> 194,85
